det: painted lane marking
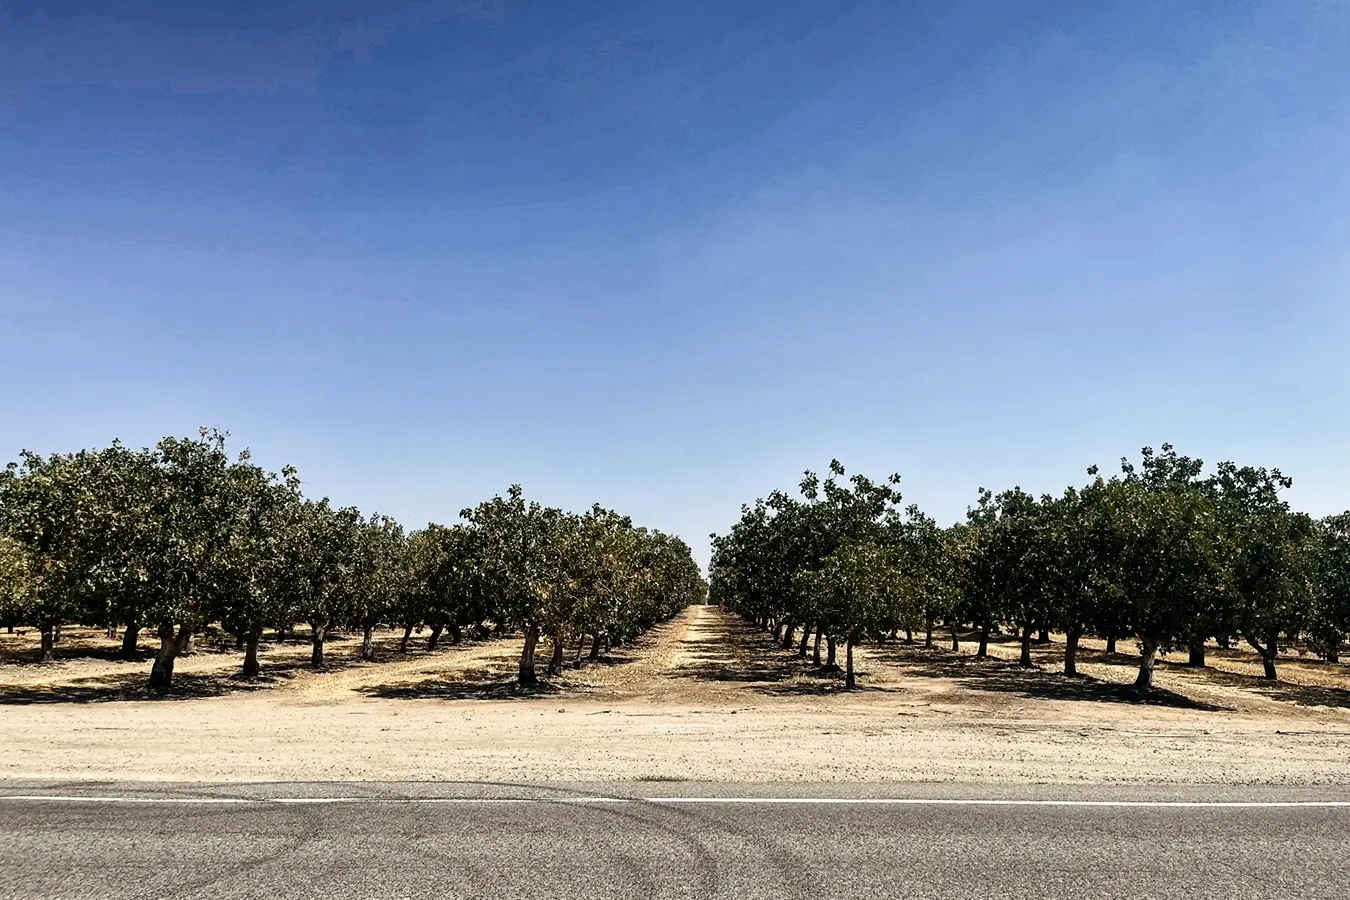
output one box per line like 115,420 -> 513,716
2,795 -> 1349,808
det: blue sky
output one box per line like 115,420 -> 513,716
2,0 -> 1347,564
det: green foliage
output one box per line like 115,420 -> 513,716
0,433 -> 704,688
712,445 -> 1346,692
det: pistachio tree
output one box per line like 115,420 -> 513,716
1101,453 -> 1222,691
797,541 -> 905,688
462,486 -> 565,686
1208,462 -> 1316,680
1311,513 -> 1350,662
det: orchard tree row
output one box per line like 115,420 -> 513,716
0,430 -> 706,691
708,446 -> 1350,690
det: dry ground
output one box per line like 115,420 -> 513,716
1,607 -> 1347,785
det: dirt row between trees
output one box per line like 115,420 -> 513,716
1,606 -> 1347,785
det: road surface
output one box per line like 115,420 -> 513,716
2,782 -> 1346,899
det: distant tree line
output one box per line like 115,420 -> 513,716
0,430 -> 706,691
708,447 -> 1350,690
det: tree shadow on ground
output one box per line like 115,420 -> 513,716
867,643 -> 1228,711
0,640 -> 419,704
0,646 -> 160,667
665,620 -> 888,696
1186,665 -> 1350,711
0,666 -> 296,704
357,675 -> 571,701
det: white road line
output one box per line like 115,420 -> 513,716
1,795 -> 1348,808
0,796 -> 255,804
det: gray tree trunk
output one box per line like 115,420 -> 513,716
845,638 -> 857,689
120,622 -> 141,657
38,624 -> 55,663
1187,643 -> 1206,667
243,631 -> 261,678
310,623 -> 327,668
149,623 -> 192,692
812,628 -> 823,666
547,635 -> 565,676
427,623 -> 444,652
518,623 -> 540,686
1064,630 -> 1082,677
1018,626 -> 1033,668
399,624 -> 413,653
1135,636 -> 1159,690
825,635 -> 837,669
361,623 -> 376,662
977,624 -> 989,659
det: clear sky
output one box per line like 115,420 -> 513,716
2,0 -> 1347,565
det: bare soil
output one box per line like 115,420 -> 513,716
1,607 -> 1347,785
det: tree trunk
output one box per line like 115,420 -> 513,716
310,623 -> 326,668
812,628 -> 823,666
781,622 -> 795,649
449,623 -> 462,644
243,631 -> 261,678
575,635 -> 585,668
149,623 -> 192,693
1326,648 -> 1340,664
589,635 -> 602,661
772,621 -> 784,643
547,635 -> 565,676
518,623 -> 540,686
120,621 -> 141,657
53,623 -> 62,644
179,631 -> 194,656
1105,634 -> 1118,654
977,623 -> 989,659
845,638 -> 857,689
1064,630 -> 1082,677
904,628 -> 913,644
798,624 -> 811,657
399,623 -> 413,653
361,623 -> 376,662
924,617 -> 933,649
826,635 -> 837,669
1187,643 -> 1206,667
951,623 -> 960,652
1134,635 -> 1159,691
1245,634 -> 1279,680
234,632 -> 244,651
38,623 -> 55,663
427,623 -> 444,652
1018,626 -> 1033,668
1037,628 -> 1050,644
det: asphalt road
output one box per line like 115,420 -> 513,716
1,782 -> 1347,899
